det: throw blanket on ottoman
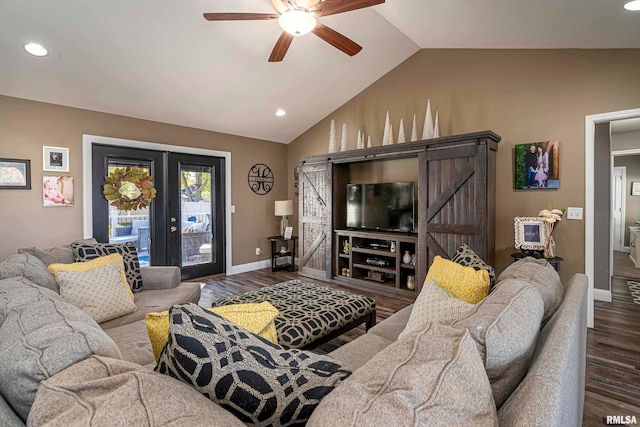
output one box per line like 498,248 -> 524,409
212,280 -> 376,349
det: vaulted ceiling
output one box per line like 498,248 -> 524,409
1,0 -> 639,143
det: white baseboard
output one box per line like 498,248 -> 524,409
593,288 -> 612,302
622,246 -> 630,253
228,258 -> 300,275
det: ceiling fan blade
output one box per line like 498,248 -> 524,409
271,0 -> 289,14
297,0 -> 321,8
269,32 -> 294,62
203,13 -> 279,21
312,23 -> 362,56
312,0 -> 384,17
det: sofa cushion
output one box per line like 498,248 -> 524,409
28,356 -> 245,427
72,241 -> 143,292
98,282 -> 202,329
451,243 -> 496,285
52,261 -> 137,323
49,253 -> 135,301
0,392 -> 23,427
453,280 -> 544,408
495,256 -> 564,324
17,238 -> 97,266
328,332 -> 395,372
0,277 -> 122,421
308,322 -> 497,426
399,279 -> 475,339
368,305 -> 413,341
104,318 -> 156,366
426,255 -> 490,304
0,253 -> 58,293
156,303 -> 351,426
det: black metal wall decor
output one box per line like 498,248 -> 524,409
248,163 -> 273,195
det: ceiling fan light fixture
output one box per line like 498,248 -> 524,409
278,10 -> 317,36
623,0 -> 640,10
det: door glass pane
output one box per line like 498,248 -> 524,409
180,165 -> 213,267
106,162 -> 152,266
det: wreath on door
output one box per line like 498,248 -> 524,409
103,166 -> 157,211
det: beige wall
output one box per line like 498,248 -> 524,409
0,95 -> 287,265
287,49 -> 640,284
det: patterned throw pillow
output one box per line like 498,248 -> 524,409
156,303 -> 351,426
145,301 -> 279,361
49,253 -> 134,301
72,241 -> 143,292
399,280 -> 475,339
426,256 -> 490,304
451,244 -> 496,285
52,262 -> 137,324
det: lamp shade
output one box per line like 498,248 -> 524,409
275,200 -> 294,216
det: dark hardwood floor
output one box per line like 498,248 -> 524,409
195,268 -> 640,425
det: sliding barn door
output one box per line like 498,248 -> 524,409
417,140 -> 496,289
298,161 -> 332,280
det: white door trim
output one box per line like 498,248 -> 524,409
585,108 -> 640,328
612,166 -> 626,252
82,134 -> 233,275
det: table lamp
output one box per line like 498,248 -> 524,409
275,200 -> 294,237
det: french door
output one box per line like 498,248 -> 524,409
92,145 -> 225,278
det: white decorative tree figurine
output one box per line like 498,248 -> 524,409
389,124 -> 395,145
411,114 -> 418,142
422,99 -> 434,139
398,118 -> 406,143
328,119 -> 337,153
356,130 -> 364,149
382,111 -> 391,146
340,122 -> 348,152
434,110 -> 440,138
367,135 -> 373,148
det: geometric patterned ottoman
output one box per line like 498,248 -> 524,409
212,280 -> 376,350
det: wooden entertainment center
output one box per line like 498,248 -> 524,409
297,131 -> 500,299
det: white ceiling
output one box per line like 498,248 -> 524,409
1,0 -> 639,144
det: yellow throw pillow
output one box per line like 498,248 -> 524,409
425,256 -> 490,304
145,301 -> 279,362
49,253 -> 134,301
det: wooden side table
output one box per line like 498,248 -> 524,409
511,251 -> 563,272
267,236 -> 298,272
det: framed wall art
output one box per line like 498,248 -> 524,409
43,176 -> 74,207
0,158 -> 31,189
43,146 -> 69,172
514,217 -> 547,250
632,181 -> 640,196
514,140 -> 559,190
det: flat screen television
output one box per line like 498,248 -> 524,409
346,182 -> 415,232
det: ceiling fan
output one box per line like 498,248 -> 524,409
203,0 -> 385,62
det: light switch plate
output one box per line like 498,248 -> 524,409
567,207 -> 583,220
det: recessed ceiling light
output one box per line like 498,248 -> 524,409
623,0 -> 640,11
275,109 -> 286,117
24,43 -> 48,57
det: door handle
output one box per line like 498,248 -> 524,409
170,226 -> 177,232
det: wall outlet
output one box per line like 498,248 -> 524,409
566,207 -> 583,220
256,248 -> 262,256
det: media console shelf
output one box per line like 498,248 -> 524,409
335,230 -> 417,296
297,131 -> 500,299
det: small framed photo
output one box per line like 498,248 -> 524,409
43,146 -> 69,172
514,217 -> 547,250
43,176 -> 74,207
284,226 -> 293,240
514,140 -> 559,190
0,158 -> 31,189
632,182 -> 640,196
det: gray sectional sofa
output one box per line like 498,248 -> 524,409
0,245 -> 587,426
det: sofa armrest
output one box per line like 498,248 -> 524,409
140,266 -> 181,290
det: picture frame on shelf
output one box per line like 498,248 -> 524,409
0,158 -> 31,189
632,181 -> 640,196
284,226 -> 293,240
514,217 -> 547,250
43,146 -> 69,172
